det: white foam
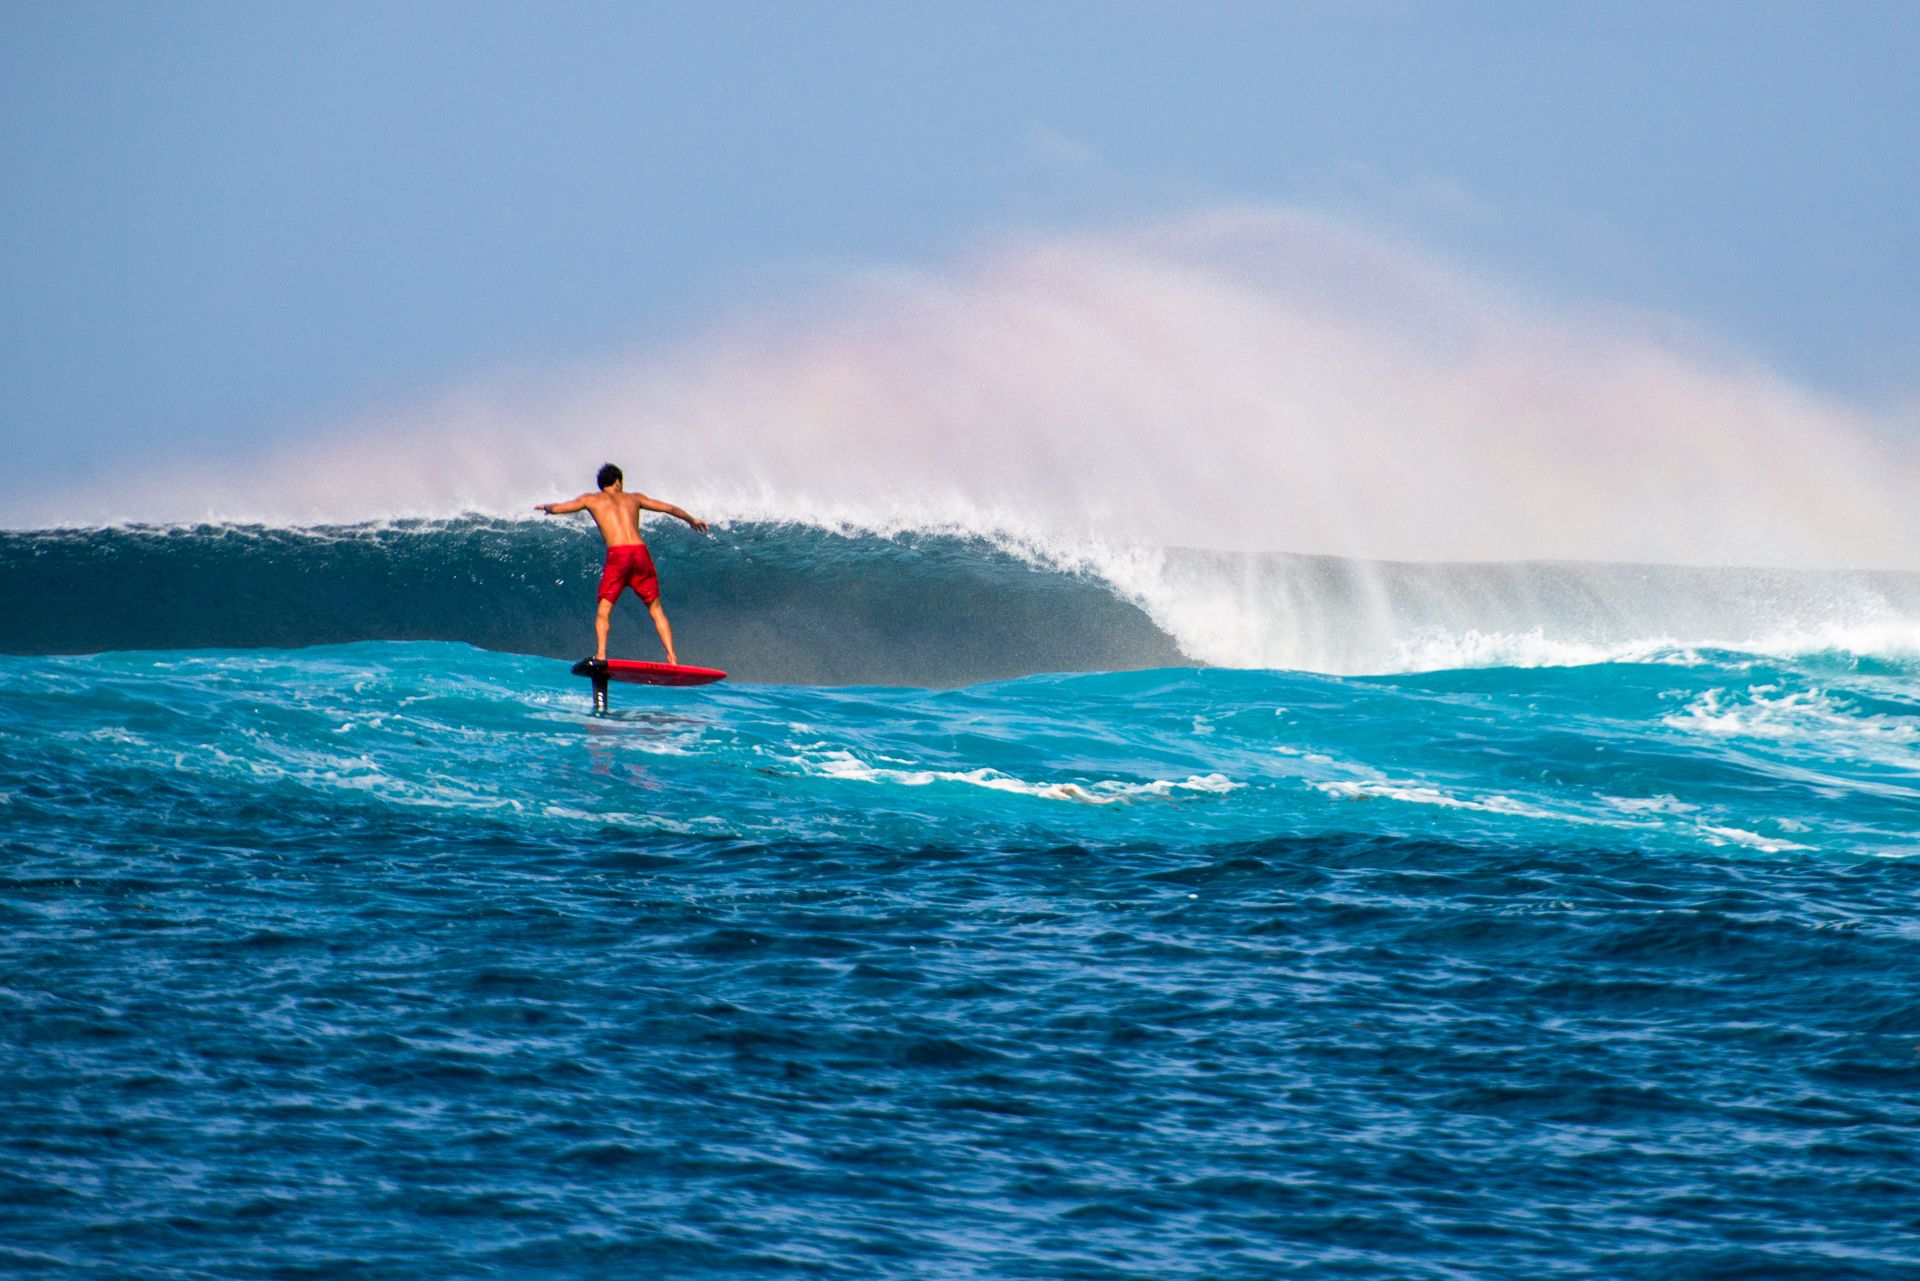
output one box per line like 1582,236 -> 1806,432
791,747 -> 1238,805
1314,778 -> 1593,824
1699,824 -> 1812,854
1663,685 -> 1920,771
1315,775 -> 1829,853
949,529 -> 1920,674
1599,793 -> 1699,817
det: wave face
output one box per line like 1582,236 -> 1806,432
0,520 -> 1179,685
8,518 -> 1920,681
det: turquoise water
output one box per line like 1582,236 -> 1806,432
5,524 -> 1920,1277
9,642 -> 1919,858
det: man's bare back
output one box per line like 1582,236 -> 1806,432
537,487 -> 707,547
536,463 -> 707,664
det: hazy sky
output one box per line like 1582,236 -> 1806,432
3,1 -> 1916,508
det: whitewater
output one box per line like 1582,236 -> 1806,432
6,214 -> 1920,1278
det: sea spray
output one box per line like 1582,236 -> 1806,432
20,209 -> 1920,573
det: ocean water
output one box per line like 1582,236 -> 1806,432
5,521 -> 1920,1279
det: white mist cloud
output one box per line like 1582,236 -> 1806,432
56,206 -> 1920,568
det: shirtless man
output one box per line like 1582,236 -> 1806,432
536,463 -> 708,665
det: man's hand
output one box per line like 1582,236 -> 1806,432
687,515 -> 709,533
534,504 -> 551,515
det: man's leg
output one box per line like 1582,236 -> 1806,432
646,599 -> 679,665
594,598 -> 614,661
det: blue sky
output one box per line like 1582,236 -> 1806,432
3,1 -> 1916,504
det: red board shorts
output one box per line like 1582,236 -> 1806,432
597,544 -> 660,605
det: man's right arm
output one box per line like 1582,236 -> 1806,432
535,494 -> 592,515
633,492 -> 709,532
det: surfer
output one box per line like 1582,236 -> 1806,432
536,463 -> 708,666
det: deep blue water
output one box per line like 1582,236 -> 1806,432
6,635 -> 1920,1278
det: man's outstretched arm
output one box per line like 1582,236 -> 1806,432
535,494 -> 592,515
635,493 -> 709,532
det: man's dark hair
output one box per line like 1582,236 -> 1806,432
596,463 -> 623,489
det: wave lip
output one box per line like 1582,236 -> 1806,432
6,517 -> 1920,682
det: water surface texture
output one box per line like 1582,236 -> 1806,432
5,525 -> 1920,1278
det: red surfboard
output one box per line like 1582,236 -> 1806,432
571,658 -> 727,687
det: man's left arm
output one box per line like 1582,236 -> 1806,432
635,493 -> 709,532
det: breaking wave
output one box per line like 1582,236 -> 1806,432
7,517 -> 1920,684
